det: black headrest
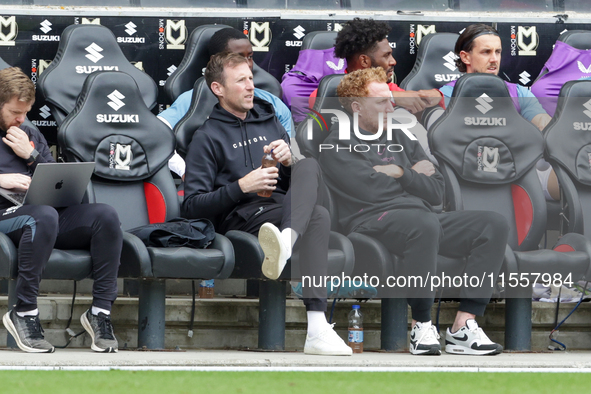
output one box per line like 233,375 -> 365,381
253,63 -> 282,98
59,71 -> 175,181
164,24 -> 231,102
38,24 -> 157,124
302,31 -> 338,50
294,74 -> 343,158
429,73 -> 543,184
558,30 -> 591,50
399,33 -> 462,91
545,80 -> 591,186
174,77 -> 217,158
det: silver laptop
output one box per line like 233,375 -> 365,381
0,162 -> 95,207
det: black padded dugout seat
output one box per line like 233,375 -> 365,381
429,73 -> 590,350
174,75 -> 354,351
58,71 -> 234,349
399,32 -> 461,91
165,24 -> 282,103
38,24 -> 157,125
544,80 -> 591,261
302,31 -> 338,50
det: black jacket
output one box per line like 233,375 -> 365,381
182,97 -> 291,229
318,117 -> 444,233
0,124 -> 55,210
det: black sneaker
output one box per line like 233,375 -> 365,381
2,310 -> 55,353
80,309 -> 118,353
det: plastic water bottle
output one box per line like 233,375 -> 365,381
198,279 -> 214,298
257,151 -> 277,198
348,304 -> 363,353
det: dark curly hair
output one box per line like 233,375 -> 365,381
208,27 -> 249,57
334,18 -> 391,61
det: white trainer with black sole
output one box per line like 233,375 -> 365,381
258,222 -> 290,280
409,321 -> 441,355
445,319 -> 503,355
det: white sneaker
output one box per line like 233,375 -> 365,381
259,223 -> 290,280
410,321 -> 441,355
445,319 -> 503,355
304,324 -> 353,356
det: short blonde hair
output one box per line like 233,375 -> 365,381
0,67 -> 35,108
337,67 -> 388,113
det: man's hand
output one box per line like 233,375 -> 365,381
264,139 -> 292,167
373,164 -> 404,179
531,113 -> 552,132
238,166 -> 279,194
417,89 -> 444,107
0,173 -> 31,190
2,126 -> 33,160
412,160 -> 436,177
391,90 -> 427,114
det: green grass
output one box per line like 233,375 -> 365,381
0,371 -> 587,394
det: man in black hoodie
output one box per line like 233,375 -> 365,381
182,52 -> 352,356
319,68 -> 509,356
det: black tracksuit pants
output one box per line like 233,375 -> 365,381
220,158 -> 330,312
353,209 -> 509,322
0,203 -> 122,312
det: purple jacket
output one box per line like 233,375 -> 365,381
531,40 -> 591,116
281,47 -> 346,122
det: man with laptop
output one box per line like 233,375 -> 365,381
0,67 -> 122,353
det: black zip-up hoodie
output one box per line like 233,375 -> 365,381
182,97 -> 291,229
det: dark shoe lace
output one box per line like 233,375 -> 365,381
24,316 -> 45,340
96,314 -> 115,340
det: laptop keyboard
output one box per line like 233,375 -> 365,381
7,193 -> 25,205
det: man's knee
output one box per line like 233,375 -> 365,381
311,205 -> 330,230
478,211 -> 510,238
408,212 -> 441,239
85,203 -> 121,230
30,206 -> 59,234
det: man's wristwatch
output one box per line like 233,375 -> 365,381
26,148 -> 39,164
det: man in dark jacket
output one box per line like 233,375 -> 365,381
319,68 -> 509,356
182,52 -> 352,356
0,67 -> 122,353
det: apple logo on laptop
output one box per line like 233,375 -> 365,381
55,180 -> 64,190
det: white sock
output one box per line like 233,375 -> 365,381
306,311 -> 330,337
281,228 -> 297,254
16,309 -> 38,317
92,306 -> 110,316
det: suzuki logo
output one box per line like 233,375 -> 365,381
442,51 -> 458,71
517,26 -> 538,56
132,61 -> 143,71
334,23 -> 343,32
416,24 -> 436,46
583,99 -> 591,119
125,21 -> 137,36
167,65 -> 177,76
40,20 -> 52,34
0,16 -> 17,47
107,90 -> 125,111
249,22 -> 271,52
475,94 -> 493,114
85,43 -> 104,63
578,61 -> 591,74
293,25 -> 305,39
519,71 -> 531,85
165,20 -> 187,50
326,59 -> 344,71
39,105 -> 51,119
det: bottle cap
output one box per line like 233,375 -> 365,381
352,305 -> 360,310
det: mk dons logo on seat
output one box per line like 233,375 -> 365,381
85,43 -> 104,63
109,143 -> 132,170
165,20 -> 187,50
477,146 -> 499,173
247,21 -> 271,52
0,16 -> 17,47
511,26 -> 538,56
